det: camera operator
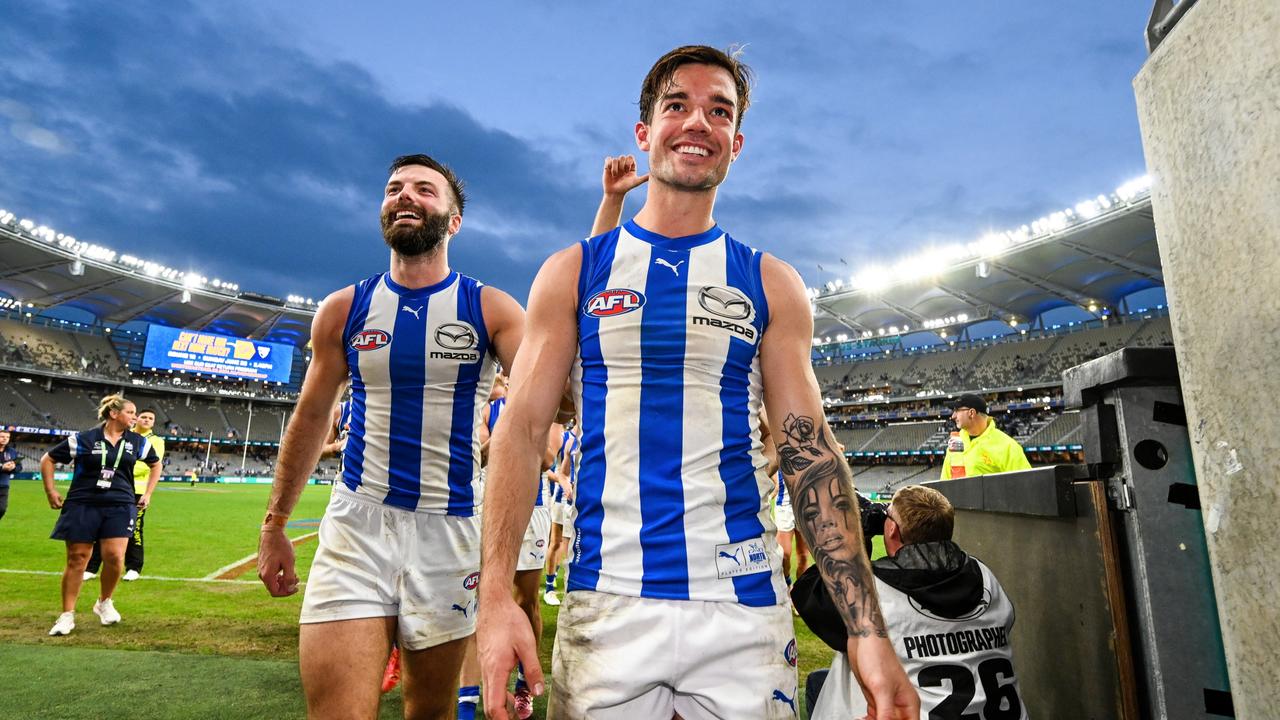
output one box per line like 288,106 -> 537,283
796,484 -> 1027,719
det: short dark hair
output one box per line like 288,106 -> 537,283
639,45 -> 754,131
137,408 -> 156,417
388,154 -> 467,216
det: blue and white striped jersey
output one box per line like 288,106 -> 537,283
569,220 -> 785,607
341,271 -> 496,515
552,428 -> 581,503
776,469 -> 789,508
486,397 -> 506,435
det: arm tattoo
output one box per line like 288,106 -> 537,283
779,413 -> 887,639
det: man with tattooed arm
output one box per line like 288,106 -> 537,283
478,44 -> 918,719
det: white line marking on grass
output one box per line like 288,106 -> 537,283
0,568 -> 275,586
203,530 -> 320,580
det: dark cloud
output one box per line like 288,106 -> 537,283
0,1 -> 598,301
0,1 -> 1151,310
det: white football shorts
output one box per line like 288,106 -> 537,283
550,590 -> 799,719
518,505 -> 551,572
300,486 -> 481,651
774,501 -> 796,533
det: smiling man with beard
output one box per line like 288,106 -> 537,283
257,154 -> 525,720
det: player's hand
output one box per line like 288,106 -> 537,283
47,490 -> 63,509
850,635 -> 920,720
478,592 -> 544,720
257,526 -> 299,597
137,493 -> 152,510
2,461 -> 14,471
602,155 -> 648,197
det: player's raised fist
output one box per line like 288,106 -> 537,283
602,155 -> 648,197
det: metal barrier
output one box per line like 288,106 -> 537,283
923,347 -> 1232,718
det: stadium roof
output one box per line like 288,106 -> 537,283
809,177 -> 1160,344
1,174 -> 1159,350
0,215 -> 315,347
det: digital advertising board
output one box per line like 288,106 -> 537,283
142,325 -> 294,383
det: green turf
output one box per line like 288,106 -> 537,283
0,480 -> 885,718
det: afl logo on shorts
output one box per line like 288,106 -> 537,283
434,322 -> 478,350
463,572 -> 480,591
350,329 -> 391,351
784,639 -> 798,667
584,288 -> 645,318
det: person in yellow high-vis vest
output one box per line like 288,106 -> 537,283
85,408 -> 165,581
940,394 -> 1030,480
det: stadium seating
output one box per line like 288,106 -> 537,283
0,318 -> 127,381
1026,411 -> 1083,446
851,464 -> 935,494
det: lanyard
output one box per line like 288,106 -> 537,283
97,438 -> 126,473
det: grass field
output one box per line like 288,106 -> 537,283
0,480 -> 879,719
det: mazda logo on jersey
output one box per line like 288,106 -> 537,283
350,329 -> 391,351
431,322 -> 480,362
694,285 -> 756,341
434,323 -> 477,350
584,288 -> 646,317
697,285 -> 753,320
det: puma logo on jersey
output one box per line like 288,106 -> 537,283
716,538 -> 771,578
718,549 -> 743,566
401,305 -> 422,319
655,257 -> 684,276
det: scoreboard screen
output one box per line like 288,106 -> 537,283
142,325 -> 294,383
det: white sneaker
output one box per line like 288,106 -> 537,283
543,591 -> 561,606
49,612 -> 75,636
82,571 -> 96,581
123,570 -> 141,581
93,598 -> 122,625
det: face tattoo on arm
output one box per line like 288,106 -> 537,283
778,413 -> 887,639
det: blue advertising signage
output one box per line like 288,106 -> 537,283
142,325 -> 294,383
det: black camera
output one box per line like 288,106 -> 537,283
857,492 -> 888,555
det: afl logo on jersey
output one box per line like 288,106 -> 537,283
462,572 -> 480,591
584,288 -> 645,317
350,329 -> 391,351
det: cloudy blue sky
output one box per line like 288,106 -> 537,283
1,1 -> 1152,304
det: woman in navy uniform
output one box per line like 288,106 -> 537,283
41,394 -> 160,636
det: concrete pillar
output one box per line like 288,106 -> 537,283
1132,1 -> 1280,716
